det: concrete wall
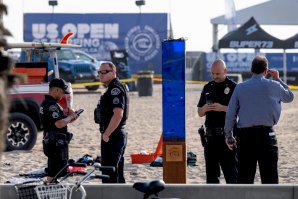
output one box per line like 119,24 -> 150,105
2,183 -> 298,199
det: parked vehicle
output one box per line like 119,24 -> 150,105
19,48 -> 99,91
73,49 -> 99,70
75,49 -> 137,91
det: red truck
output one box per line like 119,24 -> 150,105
6,41 -> 77,151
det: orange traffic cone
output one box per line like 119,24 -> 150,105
154,135 -> 163,158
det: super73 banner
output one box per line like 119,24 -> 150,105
24,13 -> 167,74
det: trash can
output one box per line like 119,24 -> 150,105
137,70 -> 154,96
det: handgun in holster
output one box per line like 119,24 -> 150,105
198,125 -> 206,147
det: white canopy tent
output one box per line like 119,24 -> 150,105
211,0 -> 298,83
211,0 -> 298,50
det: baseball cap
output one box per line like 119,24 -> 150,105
49,78 -> 70,94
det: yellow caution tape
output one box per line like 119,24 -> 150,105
137,74 -> 154,78
72,82 -> 102,87
119,78 -> 137,83
289,85 -> 298,90
72,78 -> 136,87
153,78 -> 162,82
71,77 -> 298,90
186,80 -> 207,84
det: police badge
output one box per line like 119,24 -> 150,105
224,87 -> 230,94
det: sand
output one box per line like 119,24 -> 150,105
1,83 -> 297,184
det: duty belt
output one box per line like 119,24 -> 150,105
100,125 -> 125,134
44,131 -> 73,142
239,126 -> 273,130
205,127 -> 224,136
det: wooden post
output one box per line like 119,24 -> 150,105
163,141 -> 186,183
162,39 -> 186,183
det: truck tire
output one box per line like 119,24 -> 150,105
85,85 -> 99,91
6,112 -> 38,151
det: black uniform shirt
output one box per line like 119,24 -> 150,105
99,78 -> 129,130
40,95 -> 67,133
197,77 -> 236,128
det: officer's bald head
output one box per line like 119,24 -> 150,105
211,59 -> 227,83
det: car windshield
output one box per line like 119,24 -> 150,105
75,52 -> 92,62
57,49 -> 77,60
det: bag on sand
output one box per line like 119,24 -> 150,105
150,152 -> 197,167
187,151 -> 197,166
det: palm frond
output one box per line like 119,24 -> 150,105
0,4 -> 8,15
0,24 -> 12,36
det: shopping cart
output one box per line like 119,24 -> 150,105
34,162 -> 113,199
14,159 -> 85,199
15,180 -> 44,199
34,184 -> 67,199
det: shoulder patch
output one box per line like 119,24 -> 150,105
49,105 -> 58,112
111,88 -> 121,95
39,107 -> 43,114
113,97 -> 120,104
52,112 -> 59,119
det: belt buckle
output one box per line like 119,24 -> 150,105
206,128 -> 223,136
214,128 -> 224,135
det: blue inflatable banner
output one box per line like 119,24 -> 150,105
24,13 -> 167,74
204,52 -> 298,81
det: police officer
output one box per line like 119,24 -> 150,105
96,61 -> 129,183
40,78 -> 79,183
197,59 -> 237,183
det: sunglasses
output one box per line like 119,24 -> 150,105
98,70 -> 112,75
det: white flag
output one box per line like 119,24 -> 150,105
225,0 -> 237,32
168,13 -> 174,39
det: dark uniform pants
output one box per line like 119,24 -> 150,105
204,134 -> 238,183
48,158 -> 68,178
237,126 -> 278,184
101,129 -> 127,183
43,132 -> 69,178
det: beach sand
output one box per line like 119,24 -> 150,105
1,83 -> 297,184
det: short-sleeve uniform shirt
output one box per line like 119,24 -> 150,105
40,95 -> 67,134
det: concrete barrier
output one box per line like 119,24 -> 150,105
1,183 -> 298,199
